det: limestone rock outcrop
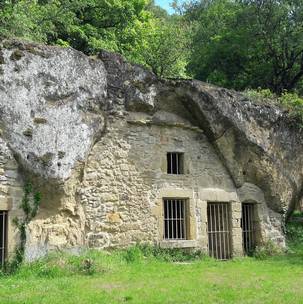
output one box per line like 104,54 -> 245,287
0,39 -> 302,258
0,40 -> 106,181
99,49 -> 303,217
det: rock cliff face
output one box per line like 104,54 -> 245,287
0,40 -> 302,259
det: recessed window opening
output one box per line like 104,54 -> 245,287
164,199 -> 187,240
241,202 -> 256,255
167,152 -> 184,174
0,211 -> 8,268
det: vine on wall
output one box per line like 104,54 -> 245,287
5,183 -> 41,274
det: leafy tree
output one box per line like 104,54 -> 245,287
243,0 -> 303,94
146,0 -> 169,19
186,0 -> 250,89
0,0 -> 152,54
137,16 -> 192,78
186,0 -> 303,94
0,0 -> 190,78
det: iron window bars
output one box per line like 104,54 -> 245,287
167,152 -> 184,175
164,199 -> 187,240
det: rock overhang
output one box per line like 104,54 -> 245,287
0,39 -> 302,216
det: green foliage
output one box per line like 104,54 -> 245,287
186,0 -> 303,94
123,244 -> 207,263
1,246 -> 303,303
0,0 -> 191,78
136,17 -> 191,78
280,92 -> 303,125
3,182 -> 41,274
244,88 -> 303,127
123,245 -> 144,263
254,240 -> 284,260
286,220 -> 303,245
244,89 -> 276,101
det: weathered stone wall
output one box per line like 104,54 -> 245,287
25,172 -> 86,261
0,138 -> 23,257
80,111 -> 236,250
0,40 -> 296,260
78,111 -> 284,254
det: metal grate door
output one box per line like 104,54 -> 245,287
242,203 -> 256,255
0,211 -> 7,267
207,202 -> 231,260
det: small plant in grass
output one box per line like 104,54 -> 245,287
123,244 -> 207,263
254,240 -> 283,259
80,258 -> 96,275
123,246 -> 144,263
4,183 -> 41,274
66,251 -> 108,275
280,92 -> 303,127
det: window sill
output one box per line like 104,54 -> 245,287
159,240 -> 197,249
162,173 -> 189,179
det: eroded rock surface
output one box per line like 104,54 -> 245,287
99,49 -> 303,217
0,40 -> 106,181
0,40 -> 302,257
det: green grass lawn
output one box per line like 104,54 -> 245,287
1,245 -> 303,304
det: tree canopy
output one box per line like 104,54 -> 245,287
1,0 -> 303,94
186,0 -> 303,94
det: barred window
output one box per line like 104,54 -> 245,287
163,199 -> 187,240
167,152 -> 184,174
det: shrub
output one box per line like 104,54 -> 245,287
244,89 -> 303,127
244,88 -> 276,101
286,221 -> 303,244
280,92 -> 303,126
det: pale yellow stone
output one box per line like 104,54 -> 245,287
107,212 -> 122,223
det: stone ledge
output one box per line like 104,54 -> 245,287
159,240 -> 198,249
0,196 -> 12,210
127,119 -> 203,133
198,188 -> 238,202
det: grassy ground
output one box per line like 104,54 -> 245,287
1,244 -> 303,304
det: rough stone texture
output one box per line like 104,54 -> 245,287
0,40 -> 302,258
0,137 -> 23,255
80,115 -> 236,250
0,40 -> 106,181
